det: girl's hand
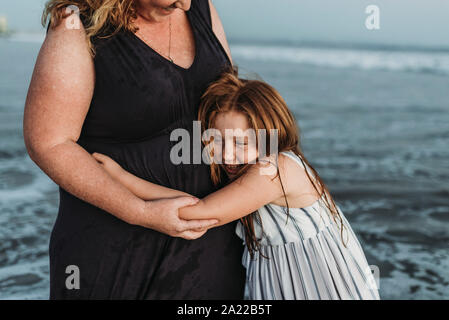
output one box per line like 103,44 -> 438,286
138,197 -> 218,240
92,152 -> 125,180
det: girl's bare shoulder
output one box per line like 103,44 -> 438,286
270,152 -> 321,207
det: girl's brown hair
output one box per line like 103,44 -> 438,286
42,0 -> 138,55
198,67 -> 346,257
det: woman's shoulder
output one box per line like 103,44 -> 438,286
45,12 -> 90,53
46,7 -> 87,33
40,12 -> 95,90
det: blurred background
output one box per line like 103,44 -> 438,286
0,0 -> 448,299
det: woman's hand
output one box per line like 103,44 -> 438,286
92,152 -> 125,180
137,197 -> 219,240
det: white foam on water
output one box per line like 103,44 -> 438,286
231,44 -> 449,75
6,32 -> 45,44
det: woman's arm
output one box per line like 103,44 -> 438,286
23,13 -> 218,239
94,152 -> 287,227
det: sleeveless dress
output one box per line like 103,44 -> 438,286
49,0 -> 245,299
236,151 -> 380,300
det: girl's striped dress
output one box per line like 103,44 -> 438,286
235,150 -> 380,300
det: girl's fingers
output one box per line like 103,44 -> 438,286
92,152 -> 108,163
92,152 -> 103,159
179,229 -> 208,240
92,154 -> 103,164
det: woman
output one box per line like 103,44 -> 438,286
23,0 -> 246,299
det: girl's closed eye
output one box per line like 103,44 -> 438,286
235,137 -> 248,145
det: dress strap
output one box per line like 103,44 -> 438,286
280,150 -> 315,178
191,0 -> 213,29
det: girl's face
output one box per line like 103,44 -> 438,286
213,111 -> 259,178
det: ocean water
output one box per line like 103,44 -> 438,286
0,34 -> 448,299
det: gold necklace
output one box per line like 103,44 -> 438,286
137,15 -> 173,63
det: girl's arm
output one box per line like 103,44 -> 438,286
93,152 -> 286,227
92,152 -> 192,200
179,159 -> 285,226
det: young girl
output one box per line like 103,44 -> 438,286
93,69 -> 380,300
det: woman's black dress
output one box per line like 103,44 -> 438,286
49,0 -> 245,299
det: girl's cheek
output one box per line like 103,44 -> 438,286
236,146 -> 257,164
247,146 -> 259,163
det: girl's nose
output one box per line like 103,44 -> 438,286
223,143 -> 236,164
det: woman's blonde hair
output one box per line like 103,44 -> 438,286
42,0 -> 138,55
198,67 -> 347,257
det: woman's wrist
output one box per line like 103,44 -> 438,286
126,197 -> 149,227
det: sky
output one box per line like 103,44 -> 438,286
1,0 -> 448,48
